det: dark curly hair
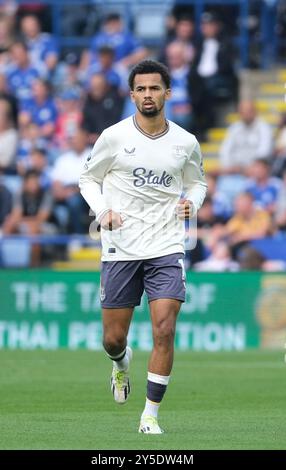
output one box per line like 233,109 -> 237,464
128,60 -> 171,90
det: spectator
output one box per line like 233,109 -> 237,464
17,147 -> 51,190
2,169 -> 54,265
0,181 -> 12,228
196,195 -> 226,241
82,13 -> 148,72
165,41 -> 192,130
55,88 -> 82,150
0,73 -> 18,125
0,0 -> 18,21
223,192 -> 272,258
82,73 -> 124,145
171,15 -> 195,61
19,78 -> 57,141
17,121 -> 46,164
17,2 -> 50,31
185,196 -> 225,267
6,41 -> 40,104
20,14 -> 58,77
206,174 -> 233,221
159,15 -> 195,65
274,113 -> 286,156
219,100 -> 273,174
272,113 -> 286,177
245,159 -> 281,213
30,147 -> 51,187
51,127 -> 90,234
274,168 -> 286,232
188,11 -> 238,138
52,52 -> 82,95
0,14 -> 16,73
157,13 -> 177,56
193,241 -> 239,272
238,246 -> 266,271
0,98 -> 18,172
86,45 -> 128,94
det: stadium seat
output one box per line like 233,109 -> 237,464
0,238 -> 31,268
251,236 -> 286,262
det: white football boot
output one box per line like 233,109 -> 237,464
138,415 -> 164,434
110,346 -> 132,404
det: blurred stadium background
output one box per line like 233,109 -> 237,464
0,0 -> 286,450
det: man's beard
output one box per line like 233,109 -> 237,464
136,102 -> 164,117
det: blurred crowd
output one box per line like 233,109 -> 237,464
0,2 -> 285,270
188,100 -> 286,272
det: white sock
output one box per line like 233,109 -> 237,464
106,348 -> 130,371
142,398 -> 160,419
114,353 -> 130,372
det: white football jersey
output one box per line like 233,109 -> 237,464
79,116 -> 207,261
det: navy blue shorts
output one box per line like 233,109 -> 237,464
100,252 -> 186,308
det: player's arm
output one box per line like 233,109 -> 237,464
79,132 -> 122,229
177,139 -> 208,219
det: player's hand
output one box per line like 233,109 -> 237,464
100,210 -> 123,231
176,198 -> 194,220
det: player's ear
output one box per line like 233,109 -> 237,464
130,90 -> 135,103
165,88 -> 171,101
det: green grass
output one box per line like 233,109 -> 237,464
0,350 -> 286,450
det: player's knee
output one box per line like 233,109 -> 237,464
153,319 -> 176,346
103,333 -> 126,355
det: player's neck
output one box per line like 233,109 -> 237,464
135,112 -> 168,136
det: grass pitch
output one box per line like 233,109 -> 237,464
0,350 -> 285,450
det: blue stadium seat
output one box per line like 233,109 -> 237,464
251,236 -> 286,261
